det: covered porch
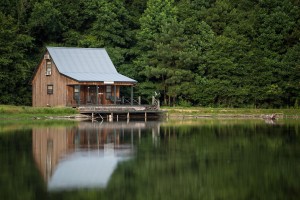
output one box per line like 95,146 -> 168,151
66,82 -> 137,107
65,82 -> 162,121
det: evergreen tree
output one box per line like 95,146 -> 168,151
134,0 -> 178,104
0,12 -> 33,105
28,1 -> 66,44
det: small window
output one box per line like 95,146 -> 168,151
47,85 -> 53,94
46,61 -> 52,75
106,85 -> 112,99
74,85 -> 80,100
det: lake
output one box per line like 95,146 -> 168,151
0,118 -> 299,200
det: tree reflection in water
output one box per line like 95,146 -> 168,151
0,119 -> 299,199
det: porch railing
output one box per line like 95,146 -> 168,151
74,96 -> 160,112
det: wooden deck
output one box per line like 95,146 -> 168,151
78,104 -> 164,121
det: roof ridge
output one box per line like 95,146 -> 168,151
46,46 -> 106,50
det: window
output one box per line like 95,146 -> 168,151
106,85 -> 112,99
47,85 -> 53,94
74,85 -> 80,100
46,61 -> 52,75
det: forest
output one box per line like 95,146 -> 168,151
0,0 -> 299,108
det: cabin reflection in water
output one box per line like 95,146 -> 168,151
32,122 -> 159,191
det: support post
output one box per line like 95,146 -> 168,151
145,112 -> 147,122
131,86 -> 133,105
78,85 -> 81,106
127,112 -> 130,123
96,85 -> 98,106
114,85 -> 117,104
138,96 -> 141,105
110,112 -> 113,122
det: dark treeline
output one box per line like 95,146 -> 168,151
0,0 -> 299,108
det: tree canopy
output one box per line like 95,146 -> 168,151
0,0 -> 299,108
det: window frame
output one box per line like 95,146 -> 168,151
74,85 -> 80,100
47,84 -> 53,94
46,60 -> 52,76
106,85 -> 112,99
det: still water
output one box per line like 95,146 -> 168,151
0,119 -> 299,200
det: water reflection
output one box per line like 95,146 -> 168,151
32,122 -> 160,191
0,119 -> 296,199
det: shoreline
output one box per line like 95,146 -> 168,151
0,105 -> 299,120
166,114 -> 300,119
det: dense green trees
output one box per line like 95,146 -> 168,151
0,0 -> 299,107
0,12 -> 34,105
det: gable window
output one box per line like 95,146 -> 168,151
47,84 -> 53,94
46,61 -> 52,76
106,85 -> 112,99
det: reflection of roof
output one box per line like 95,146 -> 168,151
48,150 -> 132,191
47,47 -> 137,83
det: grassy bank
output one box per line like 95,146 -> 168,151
0,105 -> 78,120
162,107 -> 300,118
1,105 -> 300,120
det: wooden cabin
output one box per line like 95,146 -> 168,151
31,47 -> 137,107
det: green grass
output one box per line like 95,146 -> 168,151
161,106 -> 300,118
0,105 -> 78,119
1,105 -> 299,120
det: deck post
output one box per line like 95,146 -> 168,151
96,85 -> 98,105
131,86 -> 133,105
78,85 -> 81,106
138,96 -> 141,105
145,112 -> 147,122
114,85 -> 117,104
127,112 -> 130,122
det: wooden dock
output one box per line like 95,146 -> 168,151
78,105 -> 164,121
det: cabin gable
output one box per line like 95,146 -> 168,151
32,52 -> 78,107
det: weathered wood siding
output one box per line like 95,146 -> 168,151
32,52 -> 78,107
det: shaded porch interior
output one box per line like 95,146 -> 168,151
67,84 -> 136,107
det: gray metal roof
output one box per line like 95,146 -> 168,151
47,47 -> 137,83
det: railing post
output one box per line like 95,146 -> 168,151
114,85 -> 117,105
138,96 -> 141,105
152,96 -> 155,105
131,86 -> 133,105
78,85 -> 81,106
96,85 -> 98,106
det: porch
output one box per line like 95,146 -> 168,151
66,83 -> 138,107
